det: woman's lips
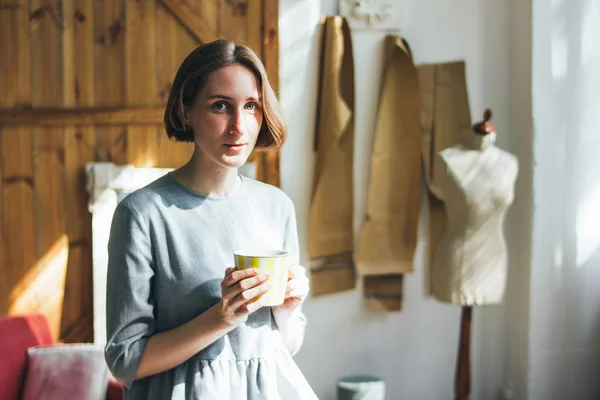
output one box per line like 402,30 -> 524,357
223,143 -> 246,152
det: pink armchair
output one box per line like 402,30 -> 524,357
0,313 -> 122,400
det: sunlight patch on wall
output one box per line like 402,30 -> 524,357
9,234 -> 69,340
581,0 -> 600,67
576,184 -> 600,267
550,22 -> 568,81
279,0 -> 320,113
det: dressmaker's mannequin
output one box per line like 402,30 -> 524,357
431,109 -> 518,306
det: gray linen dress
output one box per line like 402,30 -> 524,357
104,173 -> 317,400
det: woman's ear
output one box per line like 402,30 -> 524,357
178,104 -> 190,127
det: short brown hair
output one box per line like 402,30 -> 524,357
164,40 -> 286,151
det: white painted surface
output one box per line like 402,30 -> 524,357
503,0 -> 534,398
279,1 -> 512,398
529,0 -> 600,398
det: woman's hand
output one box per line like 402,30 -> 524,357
215,268 -> 271,327
273,264 -> 309,313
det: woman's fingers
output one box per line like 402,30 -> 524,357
222,268 -> 268,292
217,268 -> 273,325
284,273 -> 309,299
287,277 -> 307,290
222,268 -> 270,304
222,268 -> 255,287
230,280 -> 271,311
287,264 -> 306,279
242,297 -> 265,314
286,288 -> 308,298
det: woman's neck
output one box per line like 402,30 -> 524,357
172,148 -> 241,198
466,131 -> 496,151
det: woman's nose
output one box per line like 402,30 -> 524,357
228,109 -> 246,136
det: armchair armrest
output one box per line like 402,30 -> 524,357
106,379 -> 123,400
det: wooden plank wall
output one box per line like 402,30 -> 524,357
0,0 -> 279,342
0,1 -> 36,322
62,0 -> 95,341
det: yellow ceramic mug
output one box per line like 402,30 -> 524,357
233,249 -> 289,307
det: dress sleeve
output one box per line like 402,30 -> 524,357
279,198 -> 308,356
104,201 -> 156,388
283,198 -> 300,261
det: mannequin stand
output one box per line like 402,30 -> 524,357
454,306 -> 472,400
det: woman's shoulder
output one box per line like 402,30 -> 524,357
241,176 -> 295,211
114,174 -> 176,217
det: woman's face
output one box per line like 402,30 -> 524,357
185,64 -> 263,169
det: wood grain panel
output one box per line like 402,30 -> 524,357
171,9 -> 199,167
0,133 -> 4,314
246,1 -> 263,183
0,2 -> 35,318
0,107 -> 165,126
219,0 -> 248,42
260,0 -> 280,187
263,0 -> 279,95
0,0 -> 12,314
156,4 -> 196,168
246,0 -> 262,54
62,0 -> 95,342
126,0 -> 158,167
94,0 -> 127,164
156,3 -> 180,167
187,0 -> 219,34
0,3 -> 35,316
1,130 -> 36,312
159,0 -> 216,44
30,0 -> 67,338
8,234 -> 69,339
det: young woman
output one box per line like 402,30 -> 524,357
104,40 -> 317,399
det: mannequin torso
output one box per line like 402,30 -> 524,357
431,128 -> 519,306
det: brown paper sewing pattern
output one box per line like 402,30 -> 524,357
416,62 -> 472,293
355,36 -> 421,311
308,16 -> 356,296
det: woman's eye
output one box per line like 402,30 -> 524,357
245,103 -> 259,112
212,102 -> 228,111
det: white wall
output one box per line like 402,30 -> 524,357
503,0 -> 534,398
279,1 -> 513,399
529,0 -> 600,399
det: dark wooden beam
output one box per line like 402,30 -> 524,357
0,107 -> 164,126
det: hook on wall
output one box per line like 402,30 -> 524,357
339,0 -> 400,31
